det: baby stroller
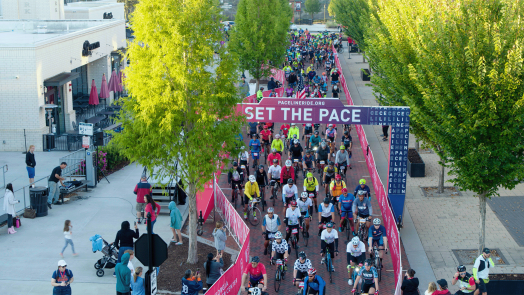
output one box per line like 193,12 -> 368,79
93,238 -> 119,277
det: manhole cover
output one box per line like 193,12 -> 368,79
452,249 -> 508,266
420,186 -> 462,197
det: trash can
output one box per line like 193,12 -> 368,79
30,186 -> 49,217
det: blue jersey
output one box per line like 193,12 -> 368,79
354,184 -> 371,198
249,139 -> 261,153
339,193 -> 355,211
369,225 -> 387,240
303,154 -> 314,164
358,267 -> 378,283
302,275 -> 326,295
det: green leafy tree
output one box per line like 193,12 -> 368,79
304,0 -> 321,23
329,0 -> 372,49
117,0 -> 139,21
230,0 -> 292,90
114,0 -> 243,264
367,0 -> 524,254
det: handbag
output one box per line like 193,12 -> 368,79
14,216 -> 21,228
24,207 -> 36,219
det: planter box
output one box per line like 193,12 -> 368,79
407,148 -> 425,177
487,280 -> 524,295
361,69 -> 371,81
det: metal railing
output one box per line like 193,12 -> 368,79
7,176 -> 50,215
42,131 -> 114,152
60,149 -> 89,178
1,165 -> 7,189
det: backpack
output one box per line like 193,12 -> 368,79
232,170 -> 240,181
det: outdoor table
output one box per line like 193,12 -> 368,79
85,115 -> 105,125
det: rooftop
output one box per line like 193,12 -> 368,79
0,19 -> 124,47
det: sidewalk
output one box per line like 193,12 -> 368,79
337,49 -> 524,293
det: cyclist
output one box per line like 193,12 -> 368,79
271,134 -> 285,156
352,191 -> 373,238
227,161 -> 244,202
473,248 -> 494,295
289,72 -> 298,88
354,179 -> 371,199
302,149 -> 315,178
303,123 -> 313,144
249,134 -> 261,169
342,131 -> 352,150
285,200 -> 302,244
297,192 -> 312,237
309,131 -> 322,152
261,207 -> 281,256
351,259 -> 379,295
243,175 -> 260,220
269,88 -> 277,97
312,73 -> 321,85
259,125 -> 272,153
335,145 -> 351,173
282,178 -> 298,215
242,256 -> 268,293
302,268 -> 326,295
255,165 -> 268,206
289,139 -> 304,174
338,188 -> 355,234
293,252 -> 313,291
268,159 -> 281,200
271,231 -> 290,270
325,124 -> 337,143
289,123 -> 300,140
329,174 -> 346,207
303,172 -> 320,212
320,222 -> 339,271
323,161 -> 338,195
248,121 -> 258,137
452,265 -> 477,295
316,141 -> 331,173
280,123 -> 291,145
318,197 -> 335,236
368,218 -> 388,268
331,68 -> 340,87
280,160 -> 295,185
238,146 -> 250,176
347,237 -> 367,285
268,148 -> 282,166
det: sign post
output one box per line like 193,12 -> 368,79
78,122 -> 93,136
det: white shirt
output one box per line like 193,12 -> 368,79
294,258 -> 313,272
238,151 -> 249,162
64,229 -> 72,240
297,198 -> 312,213
282,184 -> 298,199
473,254 -> 494,279
268,165 -> 282,179
286,208 -> 302,225
319,203 -> 334,218
272,239 -> 289,254
347,241 -> 366,257
321,229 -> 338,244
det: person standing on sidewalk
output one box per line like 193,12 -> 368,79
115,252 -> 131,295
112,221 -> 139,277
48,162 -> 67,209
401,269 -> 419,295
212,221 -> 227,257
433,279 -> 451,295
382,125 -> 389,141
144,194 -> 161,233
472,248 -> 495,295
51,260 -> 74,295
60,220 -> 78,258
26,145 -> 36,186
133,175 -> 152,224
169,201 -> 183,245
3,183 -> 20,234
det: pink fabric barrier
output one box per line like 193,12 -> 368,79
333,45 -> 402,293
206,184 -> 250,295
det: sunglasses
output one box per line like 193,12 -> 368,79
460,272 -> 466,275
308,275 -> 315,277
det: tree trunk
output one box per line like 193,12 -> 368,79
478,192 -> 487,255
186,182 -> 198,264
437,156 -> 445,193
311,14 -> 314,24
414,139 -> 419,152
255,79 -> 260,98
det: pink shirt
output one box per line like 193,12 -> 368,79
145,203 -> 161,222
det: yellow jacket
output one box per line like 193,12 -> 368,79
272,139 -> 284,152
244,181 -> 260,199
330,180 -> 346,196
288,126 -> 300,140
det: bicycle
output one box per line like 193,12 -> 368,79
339,164 -> 347,181
337,44 -> 344,53
247,198 -> 262,226
340,211 -> 352,241
294,278 -> 305,295
292,159 -> 301,181
289,227 -> 300,259
356,216 -> 369,243
259,185 -> 266,212
265,232 -> 276,257
245,287 -> 269,295
231,183 -> 241,208
270,179 -> 279,207
322,243 -> 334,283
273,258 -> 286,292
300,216 -> 310,247
263,142 -> 270,164
372,245 -> 387,282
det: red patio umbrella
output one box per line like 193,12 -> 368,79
99,73 -> 110,99
89,79 -> 99,105
117,67 -> 124,92
108,69 -> 119,93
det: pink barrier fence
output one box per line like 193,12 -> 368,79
334,46 -> 402,292
206,184 -> 250,295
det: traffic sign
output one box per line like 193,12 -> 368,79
82,136 -> 90,149
134,234 -> 168,267
150,269 -> 157,295
79,122 -> 93,135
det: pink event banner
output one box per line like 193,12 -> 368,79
243,88 -> 285,103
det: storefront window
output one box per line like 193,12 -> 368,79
71,65 -> 88,102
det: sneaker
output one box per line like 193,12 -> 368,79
348,279 -> 353,285
244,213 -> 248,219
339,227 -> 343,233
332,266 -> 335,272
137,219 -> 142,225
176,242 -> 183,245
73,253 -> 78,257
264,248 -> 268,255
47,203 -> 52,209
113,273 -> 116,278
171,239 -> 177,243
269,195 -> 274,199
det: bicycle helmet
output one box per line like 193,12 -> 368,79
335,174 -> 342,180
306,172 -> 313,178
328,124 -> 333,127
351,237 -> 360,245
293,134 -> 298,139
294,139 -> 300,144
291,123 -> 296,126
364,259 -> 373,266
273,159 -> 279,164
249,288 -> 261,295
301,192 -> 308,199
258,164 -> 264,169
271,148 -> 277,153
341,188 -> 348,194
315,131 -> 319,135
305,149 -> 311,153
340,145 -> 345,150
373,218 -> 381,225
322,72 -> 326,75
326,222 -> 334,228
357,190 -> 366,196
328,161 -> 334,166
275,134 -> 281,139
252,133 -> 259,138
457,265 -> 466,272
233,161 -> 238,166
308,268 -> 317,275
274,231 -> 283,239
299,251 -> 307,259
290,200 -> 297,206
285,160 -> 292,167
267,207 -> 274,213
287,178 -> 294,184
344,131 -> 349,136
249,175 -> 256,182
323,197 -> 330,204
321,141 -> 326,147
359,179 -> 366,185
260,87 -> 264,90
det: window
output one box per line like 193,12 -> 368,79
71,65 -> 88,103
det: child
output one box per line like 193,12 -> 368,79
212,221 -> 227,257
60,220 -> 78,257
130,267 -> 145,295
425,281 -> 437,295
169,201 -> 183,245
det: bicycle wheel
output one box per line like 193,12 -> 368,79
232,190 -> 237,209
302,225 -> 309,247
294,238 -> 299,259
346,223 -> 350,241
261,190 -> 265,212
326,253 -> 333,283
274,268 -> 281,292
376,256 -> 382,282
248,207 -> 262,226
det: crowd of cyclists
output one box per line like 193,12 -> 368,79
229,28 -> 388,294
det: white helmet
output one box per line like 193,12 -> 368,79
301,192 -> 308,198
249,175 -> 256,182
285,160 -> 292,167
294,139 -> 300,144
351,237 -> 360,245
275,134 -> 281,139
274,231 -> 283,239
373,218 -> 381,225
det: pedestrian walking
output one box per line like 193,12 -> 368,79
60,220 -> 78,257
51,260 -> 74,295
144,194 -> 161,233
425,282 -> 437,295
3,184 -> 20,234
204,253 -> 224,288
112,221 -> 139,277
26,145 -> 36,186
473,248 -> 494,295
181,269 -> 203,295
382,125 -> 389,141
212,221 -> 227,257
169,201 -> 183,245
47,162 -> 67,209
401,269 -> 419,295
240,77 -> 250,97
130,267 -> 145,295
133,174 -> 152,224
116,252 -> 132,295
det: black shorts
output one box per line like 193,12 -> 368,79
477,279 -> 487,293
327,136 -> 335,142
304,161 -> 313,169
296,270 -> 308,280
306,190 -> 317,198
262,139 -> 270,145
362,282 -> 376,293
324,175 -> 334,184
320,216 -> 332,225
347,253 -> 366,265
275,251 -> 286,260
322,242 -> 335,259
249,277 -> 264,288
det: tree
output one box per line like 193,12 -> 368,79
366,0 -> 524,254
114,0 -> 243,264
230,0 -> 291,90
304,0 -> 321,24
117,0 -> 139,21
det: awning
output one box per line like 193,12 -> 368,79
44,72 -> 80,87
